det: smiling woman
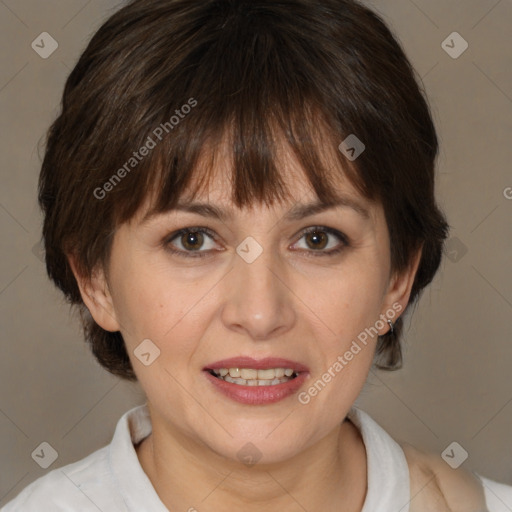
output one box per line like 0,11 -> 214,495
2,0 -> 511,511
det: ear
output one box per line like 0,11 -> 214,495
379,246 -> 423,333
67,253 -> 121,332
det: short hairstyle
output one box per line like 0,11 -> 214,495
39,0 -> 449,381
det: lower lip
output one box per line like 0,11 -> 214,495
203,371 -> 308,405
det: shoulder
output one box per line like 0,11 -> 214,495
1,446 -> 116,512
401,442 -> 488,512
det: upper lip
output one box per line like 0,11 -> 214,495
204,357 -> 309,373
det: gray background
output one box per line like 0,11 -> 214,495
1,0 -> 511,506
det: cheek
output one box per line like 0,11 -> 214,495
109,259 -> 215,353
307,262 -> 387,342
300,272 -> 382,415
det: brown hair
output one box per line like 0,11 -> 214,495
39,0 -> 449,381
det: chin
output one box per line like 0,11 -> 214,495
202,422 -> 311,467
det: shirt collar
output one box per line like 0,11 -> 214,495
108,403 -> 168,511
347,407 -> 410,512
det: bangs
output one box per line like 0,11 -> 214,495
129,101 -> 365,225
111,99 -> 367,232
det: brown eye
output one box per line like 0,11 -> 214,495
164,227 -> 218,258
180,231 -> 204,251
304,230 -> 329,250
293,226 -> 349,257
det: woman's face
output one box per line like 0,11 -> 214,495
78,146 -> 418,465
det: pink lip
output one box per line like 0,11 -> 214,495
203,357 -> 310,405
204,356 -> 309,372
204,371 -> 308,405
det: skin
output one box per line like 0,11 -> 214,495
403,444 -> 488,512
70,142 -> 437,512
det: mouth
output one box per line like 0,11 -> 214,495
203,357 -> 309,404
207,367 -> 300,386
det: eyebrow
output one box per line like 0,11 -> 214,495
142,196 -> 370,225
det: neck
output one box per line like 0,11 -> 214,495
136,408 -> 367,512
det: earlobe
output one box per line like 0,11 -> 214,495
67,253 -> 121,332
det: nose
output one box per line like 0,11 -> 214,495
220,244 -> 296,341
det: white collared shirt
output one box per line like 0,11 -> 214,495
2,404 -> 511,511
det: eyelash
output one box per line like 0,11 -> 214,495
163,226 -> 350,259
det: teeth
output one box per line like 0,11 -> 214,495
257,369 -> 276,379
210,367 -> 298,386
240,368 -> 258,380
